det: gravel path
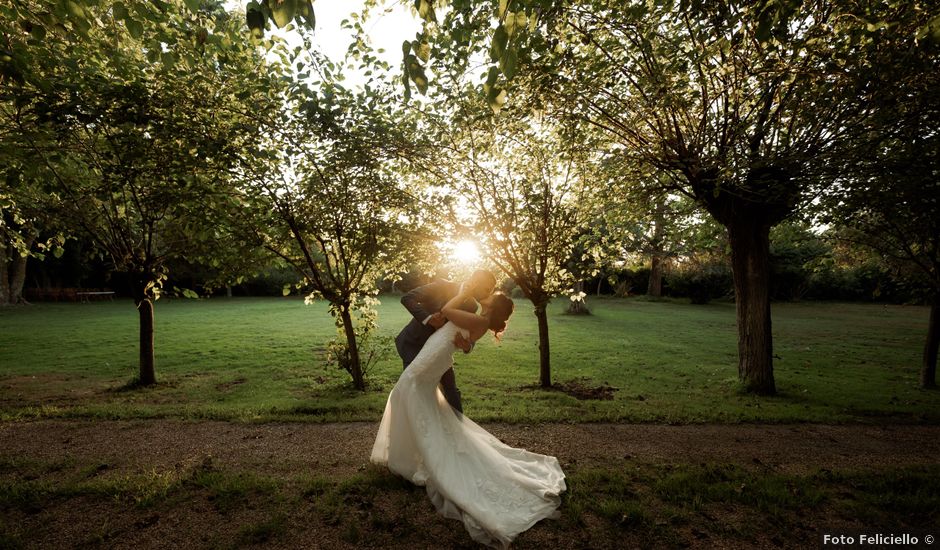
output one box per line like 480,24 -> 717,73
3,420 -> 938,476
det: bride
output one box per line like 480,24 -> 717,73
371,285 -> 567,548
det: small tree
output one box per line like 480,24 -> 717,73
5,2 -> 267,384
233,51 -> 427,390
442,103 -> 592,387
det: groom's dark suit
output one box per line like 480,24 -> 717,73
396,280 -> 476,413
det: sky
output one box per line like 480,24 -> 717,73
226,1 -> 422,86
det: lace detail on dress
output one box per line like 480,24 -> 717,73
370,321 -> 566,548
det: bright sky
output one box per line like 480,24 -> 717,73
226,1 -> 422,86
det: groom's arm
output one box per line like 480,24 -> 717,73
401,281 -> 449,327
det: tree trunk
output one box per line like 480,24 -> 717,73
9,234 -> 35,304
534,303 -> 551,388
0,242 -> 9,306
647,254 -> 664,297
137,297 -> 156,386
596,278 -> 602,296
922,297 -> 939,389
727,218 -> 776,395
340,304 -> 365,391
566,281 -> 590,315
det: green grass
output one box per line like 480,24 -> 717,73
1,457 -> 937,548
0,296 -> 936,423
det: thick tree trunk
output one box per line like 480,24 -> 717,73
9,234 -> 35,304
922,297 -> 939,389
340,305 -> 365,391
137,297 -> 156,386
727,219 -> 776,395
0,242 -> 10,306
647,254 -> 664,297
534,303 -> 551,388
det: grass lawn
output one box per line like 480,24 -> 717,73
1,455 -> 937,548
0,296 -> 936,423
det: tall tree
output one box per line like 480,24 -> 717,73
413,0 -> 901,395
823,1 -> 940,387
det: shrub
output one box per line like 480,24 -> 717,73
665,263 -> 733,304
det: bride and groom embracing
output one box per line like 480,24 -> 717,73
371,270 -> 567,548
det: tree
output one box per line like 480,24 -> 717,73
232,49 -> 428,390
0,170 -> 64,305
823,1 -> 940,387
511,1 -> 871,394
3,1 -> 269,384
586,165 -> 705,298
440,101 -> 592,387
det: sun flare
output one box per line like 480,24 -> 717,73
450,240 -> 481,265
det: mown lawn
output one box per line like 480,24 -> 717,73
0,296 -> 935,423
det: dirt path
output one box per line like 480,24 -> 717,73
3,420 -> 938,476
3,420 -> 939,549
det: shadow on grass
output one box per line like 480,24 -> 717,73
519,378 -> 619,401
109,377 -> 179,393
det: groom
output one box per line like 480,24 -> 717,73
396,269 -> 497,413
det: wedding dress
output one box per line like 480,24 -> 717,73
371,322 -> 566,548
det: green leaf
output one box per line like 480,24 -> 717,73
183,0 -> 200,12
487,87 -> 507,114
125,18 -> 143,39
490,25 -> 508,62
415,0 -> 436,23
269,0 -> 296,29
406,55 -> 428,94
416,40 -> 430,62
754,7 -> 774,43
401,40 -> 411,56
298,0 -> 315,29
499,47 -> 517,79
485,66 -> 499,87
113,2 -> 128,19
30,24 -> 46,40
66,1 -> 85,19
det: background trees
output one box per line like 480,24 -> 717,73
2,0 -> 936,395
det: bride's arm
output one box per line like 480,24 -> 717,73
442,290 -> 488,335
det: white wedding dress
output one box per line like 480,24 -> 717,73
371,322 -> 566,548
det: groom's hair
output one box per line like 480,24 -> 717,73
487,292 -> 515,339
470,269 -> 497,288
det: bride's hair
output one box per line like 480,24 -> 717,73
487,292 -> 515,339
